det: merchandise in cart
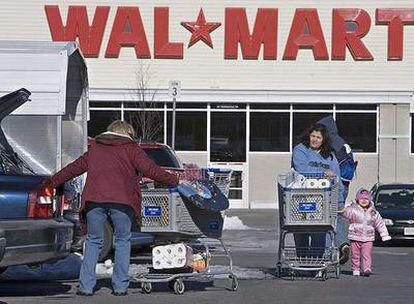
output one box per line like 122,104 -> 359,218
276,170 -> 340,280
133,167 -> 238,294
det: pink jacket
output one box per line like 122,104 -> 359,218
340,203 -> 391,242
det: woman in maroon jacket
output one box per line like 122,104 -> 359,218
48,120 -> 179,296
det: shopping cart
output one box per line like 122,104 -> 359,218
134,167 -> 238,294
276,171 -> 340,280
183,167 -> 232,198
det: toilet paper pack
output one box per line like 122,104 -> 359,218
305,179 -> 319,188
152,243 -> 194,270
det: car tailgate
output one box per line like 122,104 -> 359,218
0,174 -> 44,218
0,218 -> 73,267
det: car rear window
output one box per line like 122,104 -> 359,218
376,188 -> 414,209
142,146 -> 181,168
0,149 -> 30,175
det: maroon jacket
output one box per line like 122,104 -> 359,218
50,132 -> 179,219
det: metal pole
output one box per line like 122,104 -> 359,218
172,96 -> 176,150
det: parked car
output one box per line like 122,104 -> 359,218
371,183 -> 414,242
66,140 -> 185,261
0,89 -> 74,273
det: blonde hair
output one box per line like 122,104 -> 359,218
107,120 -> 135,137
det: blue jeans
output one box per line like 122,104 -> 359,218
78,207 -> 132,294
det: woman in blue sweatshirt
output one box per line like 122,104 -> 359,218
292,123 -> 344,259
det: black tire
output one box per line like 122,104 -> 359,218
168,280 -> 175,290
229,275 -> 238,291
173,279 -> 185,295
276,263 -> 282,278
98,220 -> 113,262
141,282 -> 152,294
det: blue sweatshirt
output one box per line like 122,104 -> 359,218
292,143 -> 344,202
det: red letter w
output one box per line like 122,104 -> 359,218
45,5 -> 110,57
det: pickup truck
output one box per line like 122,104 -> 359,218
0,89 -> 74,273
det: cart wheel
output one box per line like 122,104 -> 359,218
173,279 -> 185,295
321,270 -> 328,281
229,275 -> 238,291
276,264 -> 282,278
141,282 -> 152,294
335,266 -> 341,279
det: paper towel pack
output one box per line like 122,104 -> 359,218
152,243 -> 194,270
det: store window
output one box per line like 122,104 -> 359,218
250,113 -> 290,151
250,103 -> 290,109
167,112 -> 207,151
167,102 -> 207,109
293,104 -> 333,110
336,113 -> 376,152
88,110 -> 121,137
124,102 -> 164,109
210,112 -> 246,162
89,101 -> 121,108
124,111 -> 164,143
336,104 -> 377,110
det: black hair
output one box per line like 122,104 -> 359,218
300,123 -> 333,159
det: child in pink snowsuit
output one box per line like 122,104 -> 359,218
339,188 -> 391,276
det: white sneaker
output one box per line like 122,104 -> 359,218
314,270 -> 323,279
353,270 -> 360,276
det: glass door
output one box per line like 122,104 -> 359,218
209,112 -> 248,208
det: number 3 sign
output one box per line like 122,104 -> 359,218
169,80 -> 181,99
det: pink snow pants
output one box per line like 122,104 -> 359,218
350,241 -> 373,272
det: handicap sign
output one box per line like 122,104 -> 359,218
144,206 -> 162,216
209,220 -> 220,230
298,202 -> 317,212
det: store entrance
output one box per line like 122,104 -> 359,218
209,112 -> 248,208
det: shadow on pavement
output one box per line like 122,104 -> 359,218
93,277 -> 216,294
374,239 -> 414,247
0,280 -> 72,297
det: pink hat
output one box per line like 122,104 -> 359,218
355,188 -> 372,202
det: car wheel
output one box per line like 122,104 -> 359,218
98,220 -> 114,262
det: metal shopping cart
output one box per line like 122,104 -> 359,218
182,167 -> 232,198
133,167 -> 238,294
276,170 -> 340,280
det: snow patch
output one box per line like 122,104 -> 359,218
374,250 -> 409,256
223,216 -> 250,230
209,265 -> 270,280
95,259 -> 114,276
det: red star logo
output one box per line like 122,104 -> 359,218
181,9 -> 221,49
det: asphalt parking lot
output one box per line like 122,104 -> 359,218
0,210 -> 413,304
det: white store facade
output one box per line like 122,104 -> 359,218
1,1 -> 414,208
